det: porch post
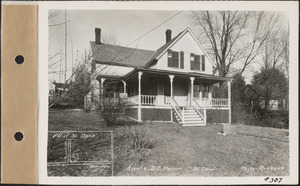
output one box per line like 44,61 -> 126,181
121,80 -> 127,95
138,72 -> 143,122
90,61 -> 97,109
228,81 -> 232,124
190,77 -> 195,106
208,85 -> 212,100
91,78 -> 100,109
169,75 -> 174,98
100,78 -> 106,98
113,84 -> 116,99
199,83 -> 203,101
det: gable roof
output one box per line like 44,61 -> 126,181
143,30 -> 184,66
91,41 -> 155,67
144,27 -> 216,68
90,27 -> 216,69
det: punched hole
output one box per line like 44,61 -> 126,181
14,132 -> 24,141
15,55 -> 24,64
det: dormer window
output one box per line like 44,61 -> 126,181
167,50 -> 184,69
191,53 -> 205,71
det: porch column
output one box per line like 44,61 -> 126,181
199,83 -> 203,101
113,84 -> 116,99
169,75 -> 174,98
190,77 -> 195,106
122,80 -> 126,94
89,61 -> 97,109
138,72 -> 143,122
228,81 -> 232,124
121,80 -> 127,97
100,78 -> 106,98
208,85 -> 212,100
91,78 -> 100,108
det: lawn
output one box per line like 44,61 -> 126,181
48,109 -> 289,177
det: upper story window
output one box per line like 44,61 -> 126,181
191,53 -> 205,71
168,50 -> 184,69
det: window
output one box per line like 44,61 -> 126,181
193,85 -> 200,98
191,53 -> 200,71
191,54 -> 205,71
168,50 -> 184,69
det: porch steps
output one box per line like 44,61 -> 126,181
173,107 -> 206,127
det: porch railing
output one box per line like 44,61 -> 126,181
125,95 -> 229,107
141,95 -> 157,105
124,95 -> 139,105
193,99 -> 206,122
200,98 -> 228,107
164,96 -> 171,105
170,97 -> 183,124
126,95 -> 173,106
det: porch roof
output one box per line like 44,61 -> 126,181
91,41 -> 155,67
124,67 -> 232,83
95,75 -> 122,81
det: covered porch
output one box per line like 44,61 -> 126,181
115,68 -> 231,109
91,68 -> 232,124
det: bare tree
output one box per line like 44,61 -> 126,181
281,29 -> 289,80
48,10 -> 70,78
102,33 -> 120,45
48,50 -> 93,108
48,32 -> 138,110
191,11 -> 281,77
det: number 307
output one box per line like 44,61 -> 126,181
265,177 -> 282,183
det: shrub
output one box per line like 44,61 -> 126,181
84,107 -> 91,113
125,123 -> 156,151
231,102 -> 248,124
98,98 -> 127,127
101,108 -> 122,127
244,110 -> 289,129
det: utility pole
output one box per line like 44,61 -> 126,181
76,50 -> 79,67
59,45 -> 62,83
64,10 -> 67,84
71,39 -> 74,76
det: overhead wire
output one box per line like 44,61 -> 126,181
126,10 -> 184,47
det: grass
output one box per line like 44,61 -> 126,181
48,109 -> 289,177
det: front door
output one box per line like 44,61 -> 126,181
164,81 -> 170,97
193,85 -> 200,99
163,81 -> 171,105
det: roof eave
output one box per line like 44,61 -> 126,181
93,60 -> 138,68
123,67 -> 232,82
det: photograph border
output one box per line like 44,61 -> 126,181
38,1 -> 299,185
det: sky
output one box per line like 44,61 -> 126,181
48,10 -> 194,84
48,10 -> 288,85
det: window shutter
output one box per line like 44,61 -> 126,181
202,55 -> 205,71
199,55 -> 202,71
190,53 -> 194,70
180,51 -> 184,69
167,50 -> 172,67
195,55 -> 200,70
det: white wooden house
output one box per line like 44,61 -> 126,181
85,28 -> 232,126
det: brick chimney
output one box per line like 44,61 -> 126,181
166,29 -> 172,43
95,28 -> 101,44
